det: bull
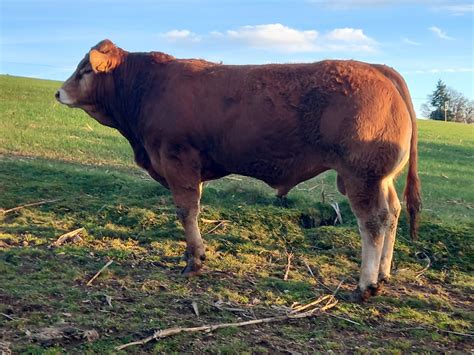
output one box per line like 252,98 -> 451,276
56,40 -> 421,300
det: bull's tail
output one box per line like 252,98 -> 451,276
404,108 -> 422,240
372,64 -> 422,239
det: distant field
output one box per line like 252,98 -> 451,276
1,75 -> 473,353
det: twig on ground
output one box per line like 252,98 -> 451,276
302,259 -> 334,292
50,228 -> 85,247
320,278 -> 344,310
86,260 -> 114,286
384,326 -> 473,338
155,206 -> 175,211
415,252 -> 432,279
302,258 -> 316,278
291,295 -> 332,313
295,184 -> 320,192
320,299 -> 338,311
115,295 -> 338,351
204,221 -> 227,235
201,218 -> 230,224
321,181 -> 326,204
191,301 -> 199,317
1,313 -> 15,321
331,278 -> 345,299
224,176 -> 242,181
434,328 -> 473,337
213,301 -> 247,313
325,313 -> 362,326
330,202 -> 343,225
302,258 -> 349,301
283,251 -> 294,281
211,300 -> 256,319
2,199 -> 60,215
105,295 -> 113,308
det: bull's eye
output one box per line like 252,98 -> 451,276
80,68 -> 93,76
77,68 -> 92,80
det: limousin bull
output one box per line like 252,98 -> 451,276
56,40 -> 421,301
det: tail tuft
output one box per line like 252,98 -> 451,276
404,165 -> 422,240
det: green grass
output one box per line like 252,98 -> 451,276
1,74 -> 473,353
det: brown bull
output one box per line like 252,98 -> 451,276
56,40 -> 421,301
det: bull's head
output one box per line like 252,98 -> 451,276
55,39 -> 125,125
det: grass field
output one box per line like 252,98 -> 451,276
1,74 -> 473,353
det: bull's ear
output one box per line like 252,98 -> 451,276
89,49 -> 119,73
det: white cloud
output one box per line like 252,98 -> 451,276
402,38 -> 422,46
209,31 -> 224,37
325,28 -> 375,43
322,28 -> 377,52
428,26 -> 454,40
160,24 -> 377,54
432,3 -> 473,15
224,24 -> 319,52
161,29 -> 201,42
223,24 -> 376,53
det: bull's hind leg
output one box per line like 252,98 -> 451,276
378,180 -> 401,284
159,147 -> 206,276
345,178 -> 391,301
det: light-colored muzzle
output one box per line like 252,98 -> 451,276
55,88 -> 74,105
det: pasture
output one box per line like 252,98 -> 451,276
1,74 -> 473,353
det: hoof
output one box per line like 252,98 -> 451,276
378,275 -> 390,285
181,251 -> 206,277
351,283 -> 383,302
181,250 -> 190,262
350,288 -> 365,303
369,282 -> 383,296
181,265 -> 203,277
274,196 -> 290,208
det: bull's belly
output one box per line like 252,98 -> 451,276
211,152 -> 329,191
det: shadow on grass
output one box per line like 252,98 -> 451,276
1,156 -> 472,272
0,156 -> 339,240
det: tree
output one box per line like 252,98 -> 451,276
447,88 -> 473,123
423,80 -> 473,124
429,80 -> 452,121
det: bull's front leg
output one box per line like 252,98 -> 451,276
174,184 -> 205,276
159,146 -> 205,276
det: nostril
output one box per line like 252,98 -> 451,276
55,91 -> 60,99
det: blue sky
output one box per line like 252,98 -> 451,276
1,0 -> 473,116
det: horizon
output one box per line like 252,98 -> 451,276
1,0 -> 473,117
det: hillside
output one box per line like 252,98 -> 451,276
1,75 -> 473,353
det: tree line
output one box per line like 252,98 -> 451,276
421,80 -> 473,124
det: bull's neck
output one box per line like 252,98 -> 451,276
99,55 -> 156,143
